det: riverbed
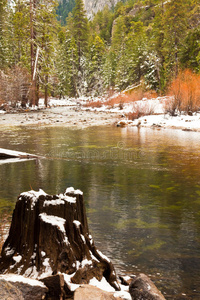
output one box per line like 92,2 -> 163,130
0,124 -> 200,300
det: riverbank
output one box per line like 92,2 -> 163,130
0,105 -> 120,128
0,96 -> 200,131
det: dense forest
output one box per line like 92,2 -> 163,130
0,0 -> 199,107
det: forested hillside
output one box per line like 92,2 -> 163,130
0,0 -> 199,107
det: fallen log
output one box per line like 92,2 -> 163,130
0,187 -> 120,296
0,148 -> 38,159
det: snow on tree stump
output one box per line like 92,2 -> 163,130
0,188 -> 120,295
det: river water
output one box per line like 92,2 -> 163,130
0,125 -> 200,299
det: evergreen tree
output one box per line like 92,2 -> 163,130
180,28 -> 200,72
87,35 -> 105,95
0,0 -> 7,68
56,0 -> 75,25
162,0 -> 189,79
72,0 -> 89,69
56,29 -> 79,97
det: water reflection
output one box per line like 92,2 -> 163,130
0,126 -> 200,299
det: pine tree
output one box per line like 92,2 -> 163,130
0,0 -> 7,68
87,35 -> 105,95
162,0 -> 189,79
35,0 -> 59,106
72,0 -> 89,70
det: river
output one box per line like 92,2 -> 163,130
0,125 -> 200,299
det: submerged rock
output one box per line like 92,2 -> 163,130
129,273 -> 166,300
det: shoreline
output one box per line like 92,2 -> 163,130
0,106 -> 120,128
1,98 -> 200,132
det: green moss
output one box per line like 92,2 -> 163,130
86,208 -> 97,213
102,206 -> 121,213
149,184 -> 161,189
112,218 -> 168,229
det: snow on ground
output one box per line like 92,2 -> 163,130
124,113 -> 200,131
39,97 -> 77,107
1,95 -> 200,131
81,96 -> 200,132
0,274 -> 46,287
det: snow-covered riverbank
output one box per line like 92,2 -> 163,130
0,96 -> 200,132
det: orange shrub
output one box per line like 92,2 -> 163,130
84,88 -> 157,109
84,100 -> 103,108
166,69 -> 200,115
127,101 -> 156,120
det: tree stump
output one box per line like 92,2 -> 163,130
0,188 -> 120,293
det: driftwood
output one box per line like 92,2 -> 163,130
0,148 -> 38,159
0,188 -> 120,295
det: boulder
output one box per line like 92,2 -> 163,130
0,278 -> 24,300
0,274 -> 48,300
129,273 -> 166,300
74,285 -> 116,300
40,273 -> 65,299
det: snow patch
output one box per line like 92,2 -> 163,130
89,277 -> 115,292
13,255 -> 22,263
24,266 -> 39,279
81,259 -> 92,268
39,213 -> 66,233
81,234 -> 86,243
19,189 -> 47,209
58,193 -> 76,204
0,274 -> 46,288
63,273 -> 80,292
73,220 -> 81,227
5,245 -> 15,256
41,251 -> 46,257
96,249 -> 110,263
65,187 -> 83,196
43,199 -> 65,206
114,290 -> 132,300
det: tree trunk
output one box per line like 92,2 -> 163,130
0,188 -> 120,294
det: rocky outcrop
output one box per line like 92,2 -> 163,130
129,273 -> 166,300
0,278 -> 24,300
74,285 -> 116,300
40,274 -> 66,299
0,188 -> 120,296
0,274 -> 48,300
83,0 -> 119,19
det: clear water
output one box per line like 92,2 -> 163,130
0,125 -> 200,299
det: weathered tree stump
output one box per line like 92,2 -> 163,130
0,188 -> 120,294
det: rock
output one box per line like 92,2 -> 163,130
40,273 -> 65,300
74,285 -> 115,300
0,274 -> 48,300
0,187 -> 120,294
0,278 -> 24,300
129,273 -> 166,300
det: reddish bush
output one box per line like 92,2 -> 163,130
166,69 -> 200,115
127,101 -> 156,120
84,88 -> 157,109
84,100 -> 103,108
